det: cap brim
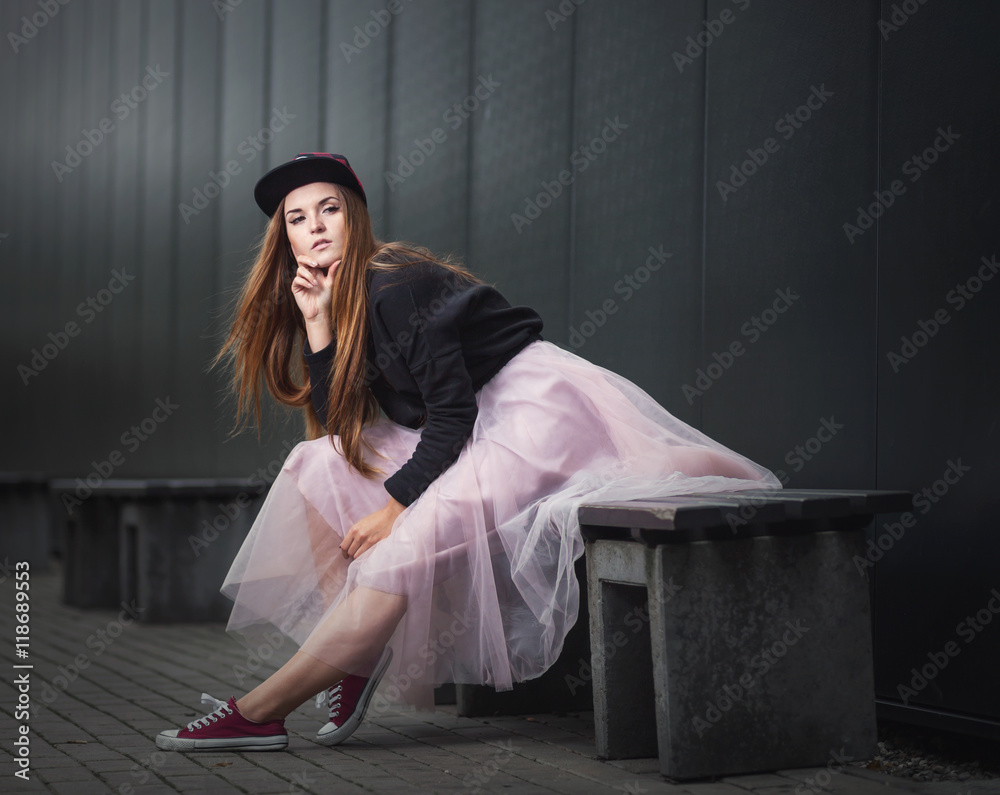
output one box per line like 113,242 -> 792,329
254,158 -> 367,216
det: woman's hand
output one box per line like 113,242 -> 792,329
291,254 -> 338,325
341,497 -> 407,560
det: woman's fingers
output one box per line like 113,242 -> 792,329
341,524 -> 358,559
346,528 -> 370,559
341,512 -> 391,560
341,530 -> 361,559
295,256 -> 340,292
296,254 -> 340,280
294,267 -> 319,289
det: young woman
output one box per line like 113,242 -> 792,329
155,153 -> 780,751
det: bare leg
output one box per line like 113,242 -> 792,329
236,586 -> 408,722
236,650 -> 347,722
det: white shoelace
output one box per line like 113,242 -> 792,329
327,683 -> 344,720
186,693 -> 231,731
314,685 -> 344,720
313,648 -> 390,718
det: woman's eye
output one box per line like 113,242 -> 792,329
323,205 -> 339,214
290,215 -> 304,224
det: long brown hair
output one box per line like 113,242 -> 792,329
212,182 -> 481,481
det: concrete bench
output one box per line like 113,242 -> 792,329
0,473 -> 55,574
579,488 -> 911,780
49,478 -> 267,621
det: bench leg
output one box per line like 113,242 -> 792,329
586,541 -> 657,759
648,531 -> 877,779
63,496 -> 121,608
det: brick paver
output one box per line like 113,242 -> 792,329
2,564 -> 997,794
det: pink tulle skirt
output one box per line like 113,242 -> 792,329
220,340 -> 780,709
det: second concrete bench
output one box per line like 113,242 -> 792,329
50,478 -> 268,621
579,488 -> 911,779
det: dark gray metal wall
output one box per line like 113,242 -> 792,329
1,0 -> 997,729
874,0 -> 1000,727
702,1 -> 880,480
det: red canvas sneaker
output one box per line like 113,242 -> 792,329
156,693 -> 288,751
315,647 -> 393,746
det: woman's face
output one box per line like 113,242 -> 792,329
283,181 -> 346,270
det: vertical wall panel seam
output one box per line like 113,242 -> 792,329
21,4 -> 30,370
5,4 -> 14,352
212,9 -> 223,327
698,0 -> 708,432
137,0 -> 148,410
136,0 -> 149,438
108,0 -> 119,427
567,3 -> 578,338
211,4 -> 224,471
78,3 -> 91,447
318,0 -> 328,146
264,0 -> 273,146
874,0 -> 883,491
464,1 -> 476,263
108,0 -> 118,293
383,9 -> 395,237
80,4 -> 90,298
53,4 -> 64,370
169,0 -> 183,473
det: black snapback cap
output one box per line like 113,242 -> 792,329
254,152 -> 367,216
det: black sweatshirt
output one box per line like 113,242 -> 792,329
303,260 -> 544,508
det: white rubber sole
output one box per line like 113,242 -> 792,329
316,647 -> 393,747
155,729 -> 288,751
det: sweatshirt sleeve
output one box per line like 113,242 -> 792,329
376,268 -> 479,507
303,337 -> 336,428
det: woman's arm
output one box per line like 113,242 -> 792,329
305,315 -> 333,354
293,253 -> 336,351
293,253 -> 338,425
374,265 -> 480,508
382,350 -> 478,507
340,264 -> 475,558
303,337 -> 335,426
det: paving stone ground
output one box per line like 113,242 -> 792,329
2,563 -> 998,795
